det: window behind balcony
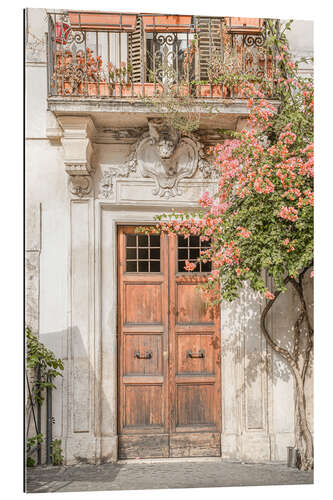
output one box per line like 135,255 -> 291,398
127,15 -> 224,84
145,32 -> 195,85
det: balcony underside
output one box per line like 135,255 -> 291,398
48,96 -> 279,132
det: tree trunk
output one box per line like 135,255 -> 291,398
260,271 -> 313,470
292,367 -> 314,470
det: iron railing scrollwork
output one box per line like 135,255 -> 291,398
46,11 -> 278,99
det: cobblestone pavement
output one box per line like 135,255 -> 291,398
26,458 -> 313,493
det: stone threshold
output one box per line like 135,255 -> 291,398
117,457 -> 287,465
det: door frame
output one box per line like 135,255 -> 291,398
96,203 -> 223,461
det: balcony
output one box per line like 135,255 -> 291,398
47,11 -> 278,102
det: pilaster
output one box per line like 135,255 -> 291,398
57,115 -> 98,464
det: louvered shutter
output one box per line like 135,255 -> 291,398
127,15 -> 144,83
196,17 -> 223,80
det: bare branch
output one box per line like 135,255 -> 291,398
260,275 -> 295,364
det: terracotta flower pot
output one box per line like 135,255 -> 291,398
87,82 -> 110,96
68,12 -> 137,32
114,83 -> 136,97
98,82 -> 110,97
142,15 -> 192,33
232,86 -> 240,97
171,84 -> 190,97
59,81 -> 84,96
63,81 -> 74,95
87,82 -> 97,96
143,83 -> 163,96
56,50 -> 73,66
114,83 -> 163,97
196,84 -> 229,98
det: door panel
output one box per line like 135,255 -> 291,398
124,334 -> 163,375
118,226 -> 221,459
176,284 -> 215,324
176,333 -> 216,374
118,227 -> 169,458
124,283 -> 163,324
124,384 -> 164,427
169,233 -> 221,457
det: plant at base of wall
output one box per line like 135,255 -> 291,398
26,434 -> 44,467
26,327 -> 64,404
51,439 -> 64,465
26,327 -> 64,467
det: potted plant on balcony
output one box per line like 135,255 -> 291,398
52,49 -> 81,95
201,46 -> 243,98
52,47 -> 109,96
109,62 -> 135,96
80,48 -> 108,96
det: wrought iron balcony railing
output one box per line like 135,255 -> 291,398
47,11 -> 278,100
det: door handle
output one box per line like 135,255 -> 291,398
186,349 -> 205,359
134,350 -> 152,360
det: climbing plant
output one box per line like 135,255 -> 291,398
25,327 -> 64,466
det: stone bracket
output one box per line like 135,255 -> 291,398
57,115 -> 97,197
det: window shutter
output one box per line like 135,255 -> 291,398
128,15 -> 144,83
196,17 -> 223,81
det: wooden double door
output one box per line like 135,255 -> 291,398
117,226 -> 221,458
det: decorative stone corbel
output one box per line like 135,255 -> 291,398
57,116 -> 97,197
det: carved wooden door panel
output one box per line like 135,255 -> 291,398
118,226 -> 221,459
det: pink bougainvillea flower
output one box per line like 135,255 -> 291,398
184,260 -> 197,272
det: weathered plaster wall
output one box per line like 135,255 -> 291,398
26,8 -> 68,441
286,19 -> 313,75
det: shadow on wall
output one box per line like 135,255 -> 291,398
221,268 -> 313,392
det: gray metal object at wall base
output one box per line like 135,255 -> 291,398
37,364 -> 42,465
287,446 -> 299,468
46,375 -> 53,465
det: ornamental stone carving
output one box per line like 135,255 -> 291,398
69,175 -> 93,198
99,155 -> 137,199
97,120 -> 219,200
136,119 -> 197,198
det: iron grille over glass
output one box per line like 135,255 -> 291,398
146,32 -> 195,85
177,235 -> 212,273
126,234 -> 160,272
